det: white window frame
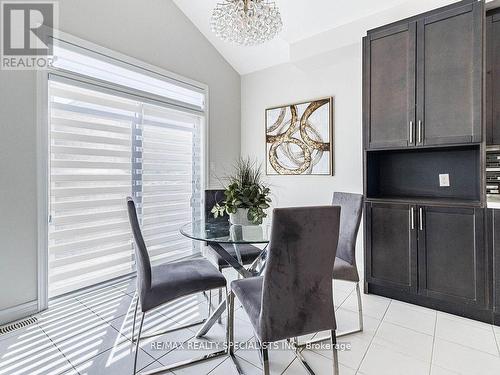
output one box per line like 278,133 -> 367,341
36,31 -> 209,311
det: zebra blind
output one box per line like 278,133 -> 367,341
48,76 -> 203,297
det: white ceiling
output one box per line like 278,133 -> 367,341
173,0 -> 414,75
173,0 -> 498,75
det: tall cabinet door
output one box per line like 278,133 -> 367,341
417,206 -> 485,307
417,2 -> 483,146
365,202 -> 417,291
364,23 -> 416,150
487,12 -> 500,146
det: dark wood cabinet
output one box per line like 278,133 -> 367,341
364,1 -> 494,325
365,202 -> 417,291
487,11 -> 500,145
364,24 -> 416,149
417,206 -> 485,306
417,3 -> 483,146
366,202 -> 486,308
364,1 -> 483,150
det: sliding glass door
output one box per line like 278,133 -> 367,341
47,74 -> 204,298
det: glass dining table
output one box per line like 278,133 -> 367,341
180,220 -> 270,338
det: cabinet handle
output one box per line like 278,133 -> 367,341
419,208 -> 423,231
409,121 -> 414,144
410,207 -> 415,230
417,120 -> 423,144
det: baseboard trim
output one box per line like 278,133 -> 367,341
0,300 -> 39,326
367,283 -> 494,325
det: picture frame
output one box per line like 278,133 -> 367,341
265,97 -> 334,175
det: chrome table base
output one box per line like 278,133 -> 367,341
195,242 -> 266,339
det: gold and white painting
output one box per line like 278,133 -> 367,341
265,97 -> 333,175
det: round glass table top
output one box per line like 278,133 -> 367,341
180,220 -> 270,244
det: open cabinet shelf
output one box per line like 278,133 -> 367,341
366,145 -> 482,204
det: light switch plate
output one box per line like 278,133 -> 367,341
439,174 -> 450,187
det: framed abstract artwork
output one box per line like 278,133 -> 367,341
265,97 -> 333,175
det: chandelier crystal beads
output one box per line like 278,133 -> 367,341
210,0 -> 283,46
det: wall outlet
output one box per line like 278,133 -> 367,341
439,174 -> 450,187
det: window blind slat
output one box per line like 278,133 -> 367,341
51,174 -> 131,182
51,117 -> 132,134
51,243 -> 133,268
51,131 -> 131,147
52,210 -> 128,225
51,146 -> 131,158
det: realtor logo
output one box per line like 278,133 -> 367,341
1,1 -> 58,69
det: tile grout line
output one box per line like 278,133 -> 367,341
428,310 -> 438,375
334,286 -> 356,312
280,358 -> 297,375
381,318 -> 435,337
37,321 -> 83,375
154,330 -> 198,370
75,291 -> 131,321
492,326 -> 500,358
431,334 -> 500,358
354,298 -> 392,374
206,353 -> 260,375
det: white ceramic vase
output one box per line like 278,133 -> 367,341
229,208 -> 256,226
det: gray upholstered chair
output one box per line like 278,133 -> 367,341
296,192 -> 364,349
228,206 -> 341,375
332,192 -> 364,334
204,190 -> 262,306
126,197 -> 228,375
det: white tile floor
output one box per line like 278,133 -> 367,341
1,269 -> 499,375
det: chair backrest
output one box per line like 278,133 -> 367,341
126,197 -> 152,308
332,192 -> 364,265
259,206 -> 341,342
205,189 -> 229,224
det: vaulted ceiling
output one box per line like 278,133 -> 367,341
173,0 -> 499,75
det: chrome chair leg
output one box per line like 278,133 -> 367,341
227,291 -> 244,375
208,290 -> 213,315
218,288 -> 223,323
297,281 -> 363,348
131,292 -> 139,346
291,337 -> 316,375
262,347 -> 270,375
133,313 -> 145,375
217,267 -> 224,324
227,291 -> 235,355
331,330 -> 339,375
356,282 -> 364,331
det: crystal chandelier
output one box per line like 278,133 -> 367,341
210,0 -> 283,46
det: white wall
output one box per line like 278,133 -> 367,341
241,43 -> 364,208
241,43 -> 364,267
0,0 -> 240,321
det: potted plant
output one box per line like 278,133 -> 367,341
211,158 -> 271,225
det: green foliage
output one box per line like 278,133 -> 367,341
211,158 -> 271,225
